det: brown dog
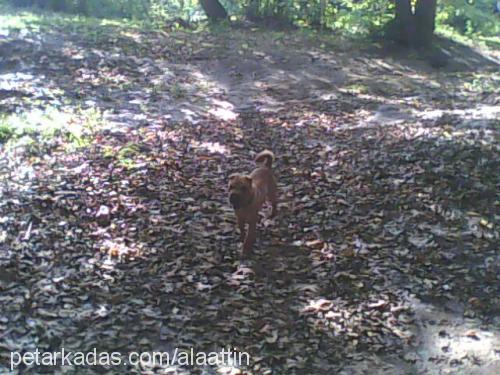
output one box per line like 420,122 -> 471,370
228,150 -> 277,257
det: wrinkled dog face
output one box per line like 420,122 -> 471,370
228,174 -> 252,209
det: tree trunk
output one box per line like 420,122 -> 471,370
320,0 -> 326,30
47,0 -> 67,12
199,0 -> 227,21
394,0 -> 414,44
76,0 -> 88,16
415,0 -> 437,46
245,0 -> 260,21
390,0 -> 437,47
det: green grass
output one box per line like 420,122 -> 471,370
436,24 -> 500,52
0,120 -> 15,143
478,35 -> 500,50
0,106 -> 104,151
102,143 -> 142,169
0,3 -> 141,37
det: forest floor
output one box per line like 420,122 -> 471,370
0,8 -> 499,375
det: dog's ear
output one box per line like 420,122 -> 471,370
244,175 -> 252,185
229,173 -> 240,181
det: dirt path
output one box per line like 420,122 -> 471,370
0,14 -> 499,374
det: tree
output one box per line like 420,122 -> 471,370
415,0 -> 437,46
199,0 -> 227,21
245,0 -> 260,21
391,0 -> 437,47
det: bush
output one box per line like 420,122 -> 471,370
438,0 -> 499,37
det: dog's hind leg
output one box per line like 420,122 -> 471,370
268,190 -> 277,218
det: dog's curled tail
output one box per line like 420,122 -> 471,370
255,150 -> 274,168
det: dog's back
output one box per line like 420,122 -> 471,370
250,151 -> 277,211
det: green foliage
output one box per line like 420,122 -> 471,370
2,0 -> 203,24
148,0 -> 202,27
329,1 -> 393,35
2,0 -> 498,38
437,0 -> 499,37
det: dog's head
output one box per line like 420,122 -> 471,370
228,174 -> 253,209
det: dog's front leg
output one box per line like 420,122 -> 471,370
237,216 -> 245,242
270,201 -> 277,218
242,219 -> 257,257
